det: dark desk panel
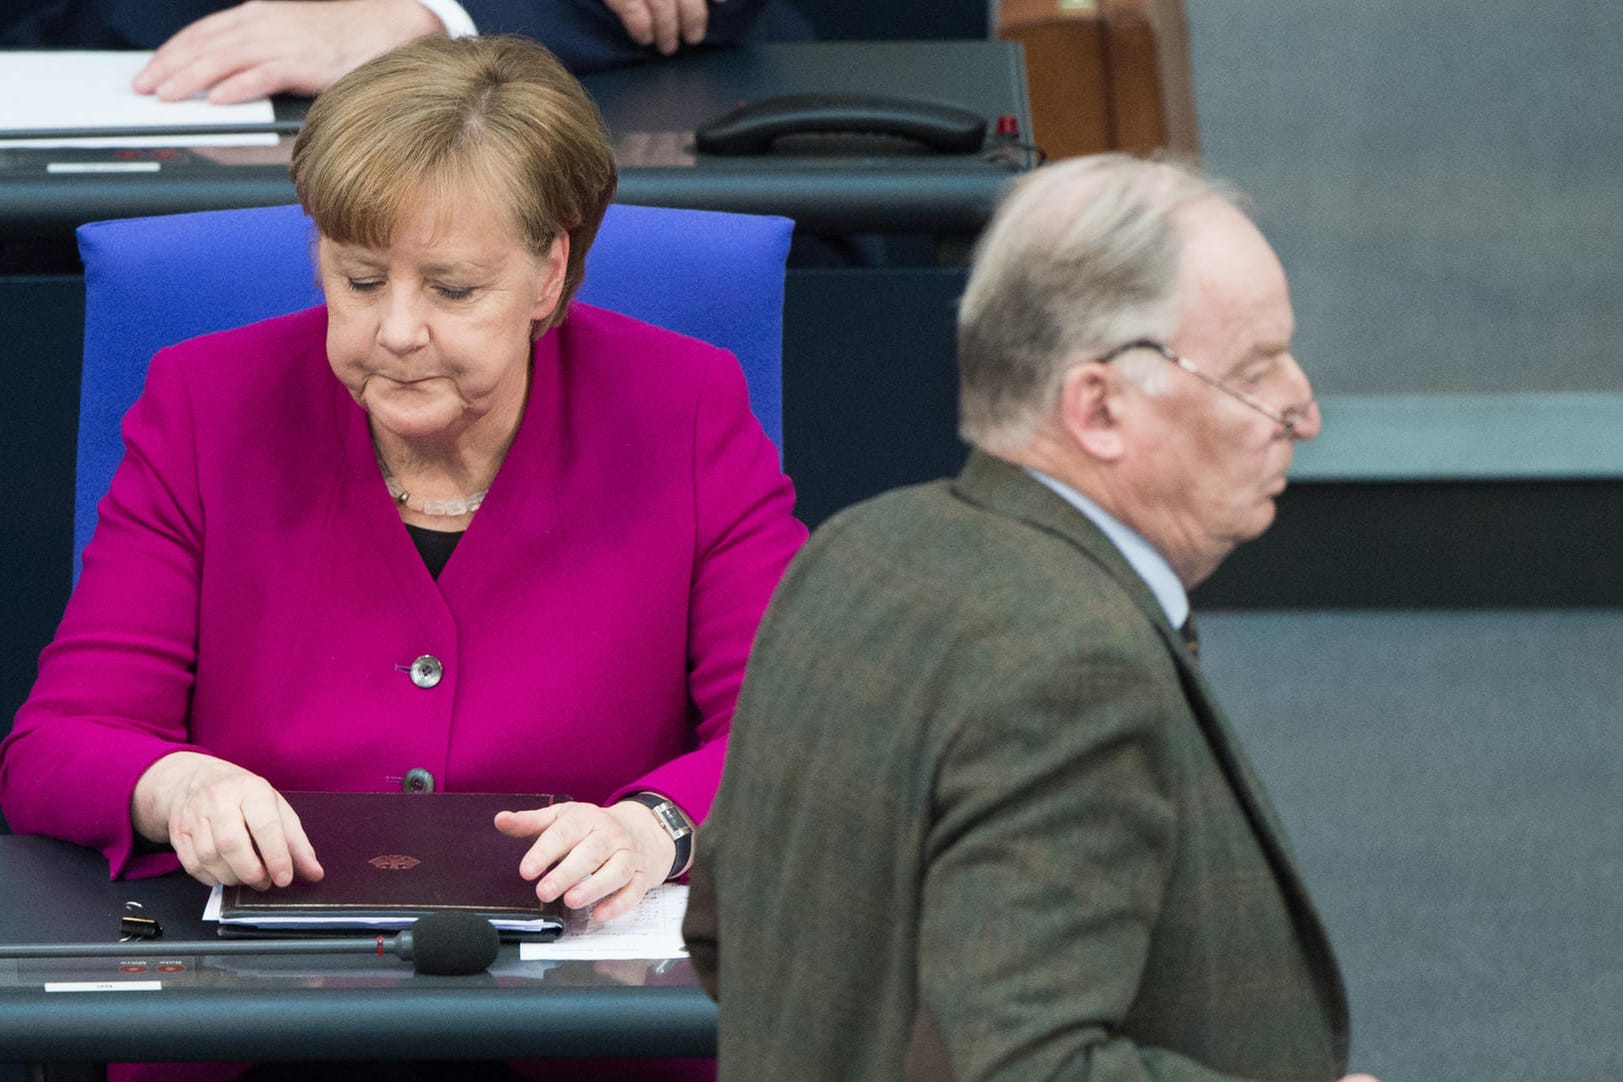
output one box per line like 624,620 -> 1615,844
591,41 -> 1030,234
0,42 -> 1029,241
0,275 -> 82,777
0,836 -> 714,1063
1193,478 -> 1623,608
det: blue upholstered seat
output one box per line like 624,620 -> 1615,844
73,202 -> 792,578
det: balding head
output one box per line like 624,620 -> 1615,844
957,154 -> 1242,453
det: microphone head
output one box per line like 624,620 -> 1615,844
407,911 -> 501,976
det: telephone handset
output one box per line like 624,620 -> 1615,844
693,93 -> 988,156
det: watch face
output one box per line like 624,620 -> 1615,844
633,794 -> 692,839
653,804 -> 693,839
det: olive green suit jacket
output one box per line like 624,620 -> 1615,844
685,451 -> 1349,1081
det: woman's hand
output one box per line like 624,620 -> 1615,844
496,800 -> 677,922
131,751 -> 323,890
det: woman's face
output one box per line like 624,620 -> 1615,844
318,193 -> 568,447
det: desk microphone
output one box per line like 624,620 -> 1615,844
0,910 -> 501,976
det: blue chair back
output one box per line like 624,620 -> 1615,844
73,202 -> 792,579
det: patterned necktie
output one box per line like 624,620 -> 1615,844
1179,616 -> 1200,660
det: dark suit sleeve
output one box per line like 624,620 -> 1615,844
463,0 -> 769,73
0,0 -> 211,48
915,640 -> 1257,1082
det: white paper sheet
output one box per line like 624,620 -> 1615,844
520,885 -> 691,960
0,51 -> 278,148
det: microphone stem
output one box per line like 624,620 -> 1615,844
0,936 -> 398,960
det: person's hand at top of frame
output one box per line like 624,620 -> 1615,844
131,750 -> 325,890
131,0 -> 446,105
603,0 -> 725,56
496,800 -> 679,923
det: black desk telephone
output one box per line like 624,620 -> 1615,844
694,93 -> 988,156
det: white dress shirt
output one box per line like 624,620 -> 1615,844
1026,468 -> 1190,630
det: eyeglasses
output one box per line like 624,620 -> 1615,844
1096,339 -> 1314,441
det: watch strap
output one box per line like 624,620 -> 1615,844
626,792 -> 694,880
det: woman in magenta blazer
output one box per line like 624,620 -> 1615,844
0,35 -> 804,932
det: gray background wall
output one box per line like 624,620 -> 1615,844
1186,3 -> 1623,1080
1187,0 -> 1623,397
1204,612 -> 1623,1082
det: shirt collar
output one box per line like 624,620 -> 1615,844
1025,468 -> 1189,629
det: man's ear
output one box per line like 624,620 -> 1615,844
1058,362 -> 1127,461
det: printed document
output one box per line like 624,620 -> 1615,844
0,51 -> 277,148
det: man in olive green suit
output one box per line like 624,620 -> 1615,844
685,155 -> 1382,1082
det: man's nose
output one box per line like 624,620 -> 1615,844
1281,355 -> 1321,441
1287,398 -> 1323,442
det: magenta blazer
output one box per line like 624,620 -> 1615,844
0,303 -> 806,879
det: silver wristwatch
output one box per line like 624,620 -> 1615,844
627,792 -> 694,880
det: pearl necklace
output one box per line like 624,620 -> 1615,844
383,476 -> 488,517
375,456 -> 488,517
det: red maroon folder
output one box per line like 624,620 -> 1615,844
220,791 -> 566,934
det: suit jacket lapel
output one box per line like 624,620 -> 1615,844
435,328 -> 565,604
330,368 -> 456,641
952,454 -> 1286,834
952,450 -> 1347,1043
952,449 -> 1174,644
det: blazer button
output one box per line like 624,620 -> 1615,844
402,769 -> 435,793
409,655 -> 443,689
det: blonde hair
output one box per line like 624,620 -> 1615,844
957,154 -> 1241,450
290,35 -> 618,330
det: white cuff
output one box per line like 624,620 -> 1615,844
414,0 -> 478,38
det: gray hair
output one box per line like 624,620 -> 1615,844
957,154 -> 1242,450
